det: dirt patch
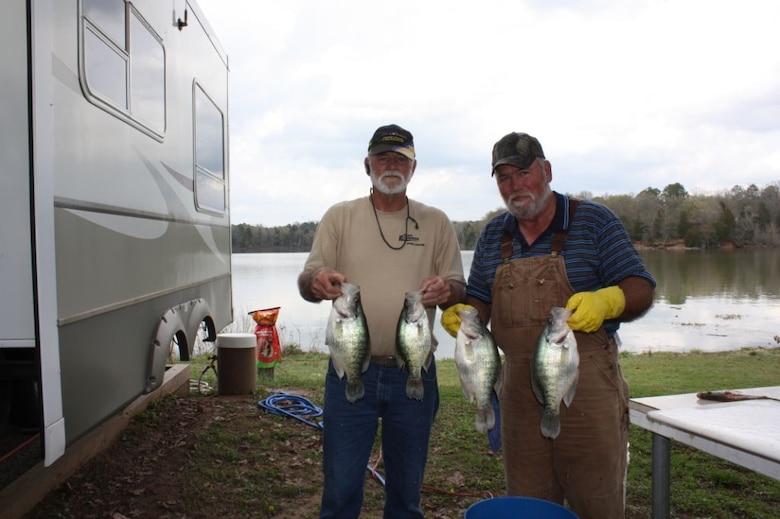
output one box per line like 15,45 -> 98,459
25,392 -> 491,519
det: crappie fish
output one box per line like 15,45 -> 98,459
326,283 -> 371,403
454,306 -> 502,432
531,306 -> 579,440
396,290 -> 433,400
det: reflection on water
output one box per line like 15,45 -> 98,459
617,248 -> 780,355
230,250 -> 780,358
644,249 -> 780,303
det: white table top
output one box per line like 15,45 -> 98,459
629,386 -> 780,480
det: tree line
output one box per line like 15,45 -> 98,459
232,182 -> 780,252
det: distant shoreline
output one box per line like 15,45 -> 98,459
232,243 -> 778,254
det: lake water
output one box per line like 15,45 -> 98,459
229,249 -> 780,358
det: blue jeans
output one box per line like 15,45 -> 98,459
320,358 -> 439,519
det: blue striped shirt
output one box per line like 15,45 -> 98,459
467,193 -> 656,337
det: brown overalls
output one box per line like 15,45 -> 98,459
490,209 -> 630,519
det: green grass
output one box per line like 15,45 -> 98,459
619,348 -> 780,518
620,348 -> 779,397
185,347 -> 780,518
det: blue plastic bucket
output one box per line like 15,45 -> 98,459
465,496 -> 578,518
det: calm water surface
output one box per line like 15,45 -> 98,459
229,250 -> 780,358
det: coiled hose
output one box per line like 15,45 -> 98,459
257,392 -> 386,486
257,392 -> 323,430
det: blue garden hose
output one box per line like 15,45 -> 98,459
257,392 -> 386,486
258,392 -> 324,430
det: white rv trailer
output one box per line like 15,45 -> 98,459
0,0 -> 233,480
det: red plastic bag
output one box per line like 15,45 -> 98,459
249,307 -> 282,369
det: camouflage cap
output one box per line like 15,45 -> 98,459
368,124 -> 415,160
491,132 -> 545,175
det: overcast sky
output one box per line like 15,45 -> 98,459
196,0 -> 780,227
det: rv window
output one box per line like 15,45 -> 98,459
196,171 -> 226,213
84,27 -> 128,110
83,0 -> 124,46
80,0 -> 165,139
194,86 -> 226,214
129,10 -> 165,132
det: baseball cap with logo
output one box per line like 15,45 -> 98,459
491,132 -> 545,175
367,124 -> 415,160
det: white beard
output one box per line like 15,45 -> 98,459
371,170 -> 408,195
505,183 -> 553,220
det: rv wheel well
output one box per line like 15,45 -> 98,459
147,300 -> 218,393
172,315 -> 217,362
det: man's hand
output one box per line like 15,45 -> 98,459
440,303 -> 475,338
298,267 -> 346,302
565,286 -> 626,333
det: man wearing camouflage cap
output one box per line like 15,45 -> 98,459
442,132 -> 655,518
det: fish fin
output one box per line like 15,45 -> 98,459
325,319 -> 336,346
330,355 -> 346,379
459,378 -> 476,403
475,408 -> 487,433
563,372 -> 579,408
346,379 -> 365,403
530,372 -> 544,404
475,405 -> 496,433
422,351 -> 433,372
493,366 -> 504,396
406,378 -> 424,400
540,410 -> 560,439
361,354 -> 371,373
461,340 -> 475,363
485,405 -> 496,431
334,319 -> 343,336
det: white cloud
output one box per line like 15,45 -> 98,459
198,0 -> 780,226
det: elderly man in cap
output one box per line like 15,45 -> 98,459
443,132 -> 655,518
298,124 -> 465,518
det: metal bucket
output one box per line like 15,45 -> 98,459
465,496 -> 578,519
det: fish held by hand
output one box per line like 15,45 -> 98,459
531,306 -> 579,440
396,290 -> 433,400
454,306 -> 502,432
326,282 -> 371,403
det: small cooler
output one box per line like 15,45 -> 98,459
216,333 -> 257,395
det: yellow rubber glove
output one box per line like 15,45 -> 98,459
440,303 -> 474,338
565,286 -> 626,333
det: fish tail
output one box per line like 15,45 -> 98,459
346,379 -> 365,403
406,378 -> 424,400
540,410 -> 560,439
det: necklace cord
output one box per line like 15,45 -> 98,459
370,189 -> 414,250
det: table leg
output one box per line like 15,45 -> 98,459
652,433 -> 671,519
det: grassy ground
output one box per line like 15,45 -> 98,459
28,347 -> 780,518
200,346 -> 780,518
